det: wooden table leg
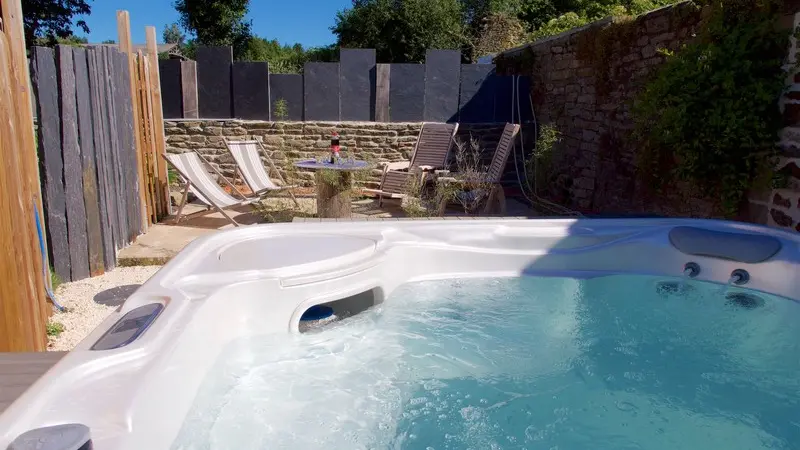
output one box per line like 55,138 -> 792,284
316,171 -> 352,218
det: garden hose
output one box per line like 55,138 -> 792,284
34,200 -> 66,312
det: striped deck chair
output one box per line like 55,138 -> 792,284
437,123 -> 520,216
364,122 -> 459,206
164,152 -> 261,227
224,138 -> 299,208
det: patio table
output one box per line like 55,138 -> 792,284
294,159 -> 373,218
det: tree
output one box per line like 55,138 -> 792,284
101,39 -> 116,44
22,0 -> 91,48
238,37 -> 338,73
473,13 -> 526,58
174,0 -> 252,58
333,0 -> 466,63
163,23 -> 186,46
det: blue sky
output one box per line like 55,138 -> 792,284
74,0 -> 351,47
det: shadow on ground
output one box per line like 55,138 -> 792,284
94,285 -> 141,307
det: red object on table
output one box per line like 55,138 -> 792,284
330,132 -> 340,163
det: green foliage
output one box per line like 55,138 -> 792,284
530,11 -> 590,39
163,23 -> 186,47
528,0 -> 677,40
168,167 -> 179,186
473,13 -> 528,58
525,124 -> 561,195
239,38 -> 337,72
22,0 -> 91,48
633,0 -> 789,217
33,34 -> 88,47
174,0 -> 252,59
401,173 -> 433,217
49,267 -> 62,291
333,0 -> 467,63
46,321 -> 64,337
253,198 -> 312,223
273,99 -> 289,120
101,39 -> 116,44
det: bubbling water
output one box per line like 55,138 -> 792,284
172,275 -> 800,450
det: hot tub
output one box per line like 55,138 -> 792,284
2,218 -> 799,449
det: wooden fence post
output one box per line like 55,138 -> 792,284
0,0 -> 49,351
145,26 -> 171,218
117,10 -> 149,232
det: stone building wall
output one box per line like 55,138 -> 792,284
744,9 -> 800,232
164,120 -> 527,188
498,2 -> 712,217
499,1 -> 800,232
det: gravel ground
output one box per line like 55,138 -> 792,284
47,266 -> 162,351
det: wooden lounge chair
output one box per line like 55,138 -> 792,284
364,122 -> 459,206
436,123 -> 520,216
164,151 -> 262,227
224,138 -> 299,208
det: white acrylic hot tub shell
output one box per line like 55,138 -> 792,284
1,218 -> 799,449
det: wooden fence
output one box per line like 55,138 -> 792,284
30,12 -> 169,285
0,0 -> 49,352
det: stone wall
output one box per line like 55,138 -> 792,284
498,2 -> 712,217
744,9 -> 800,231
164,120 -> 527,188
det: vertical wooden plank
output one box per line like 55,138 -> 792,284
181,60 -> 199,118
86,48 -> 116,270
0,0 -> 49,332
30,47 -> 70,283
73,47 -> 105,276
102,47 -> 128,247
138,53 -> 157,224
146,26 -> 171,218
117,10 -> 149,233
0,37 -> 33,350
0,34 -> 47,350
375,64 -> 390,122
56,45 -> 90,281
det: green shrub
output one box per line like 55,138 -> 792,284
46,321 -> 64,337
50,268 -> 62,291
633,0 -> 790,216
273,98 -> 289,121
525,124 -> 561,196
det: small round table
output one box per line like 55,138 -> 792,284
294,159 -> 373,218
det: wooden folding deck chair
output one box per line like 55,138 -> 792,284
364,122 -> 459,206
437,123 -> 520,216
164,152 -> 263,227
223,138 -> 299,208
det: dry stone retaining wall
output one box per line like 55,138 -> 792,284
164,120 -> 526,189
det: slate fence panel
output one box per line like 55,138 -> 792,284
30,45 -> 143,282
169,46 -> 535,125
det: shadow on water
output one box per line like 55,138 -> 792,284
511,217 -> 800,447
